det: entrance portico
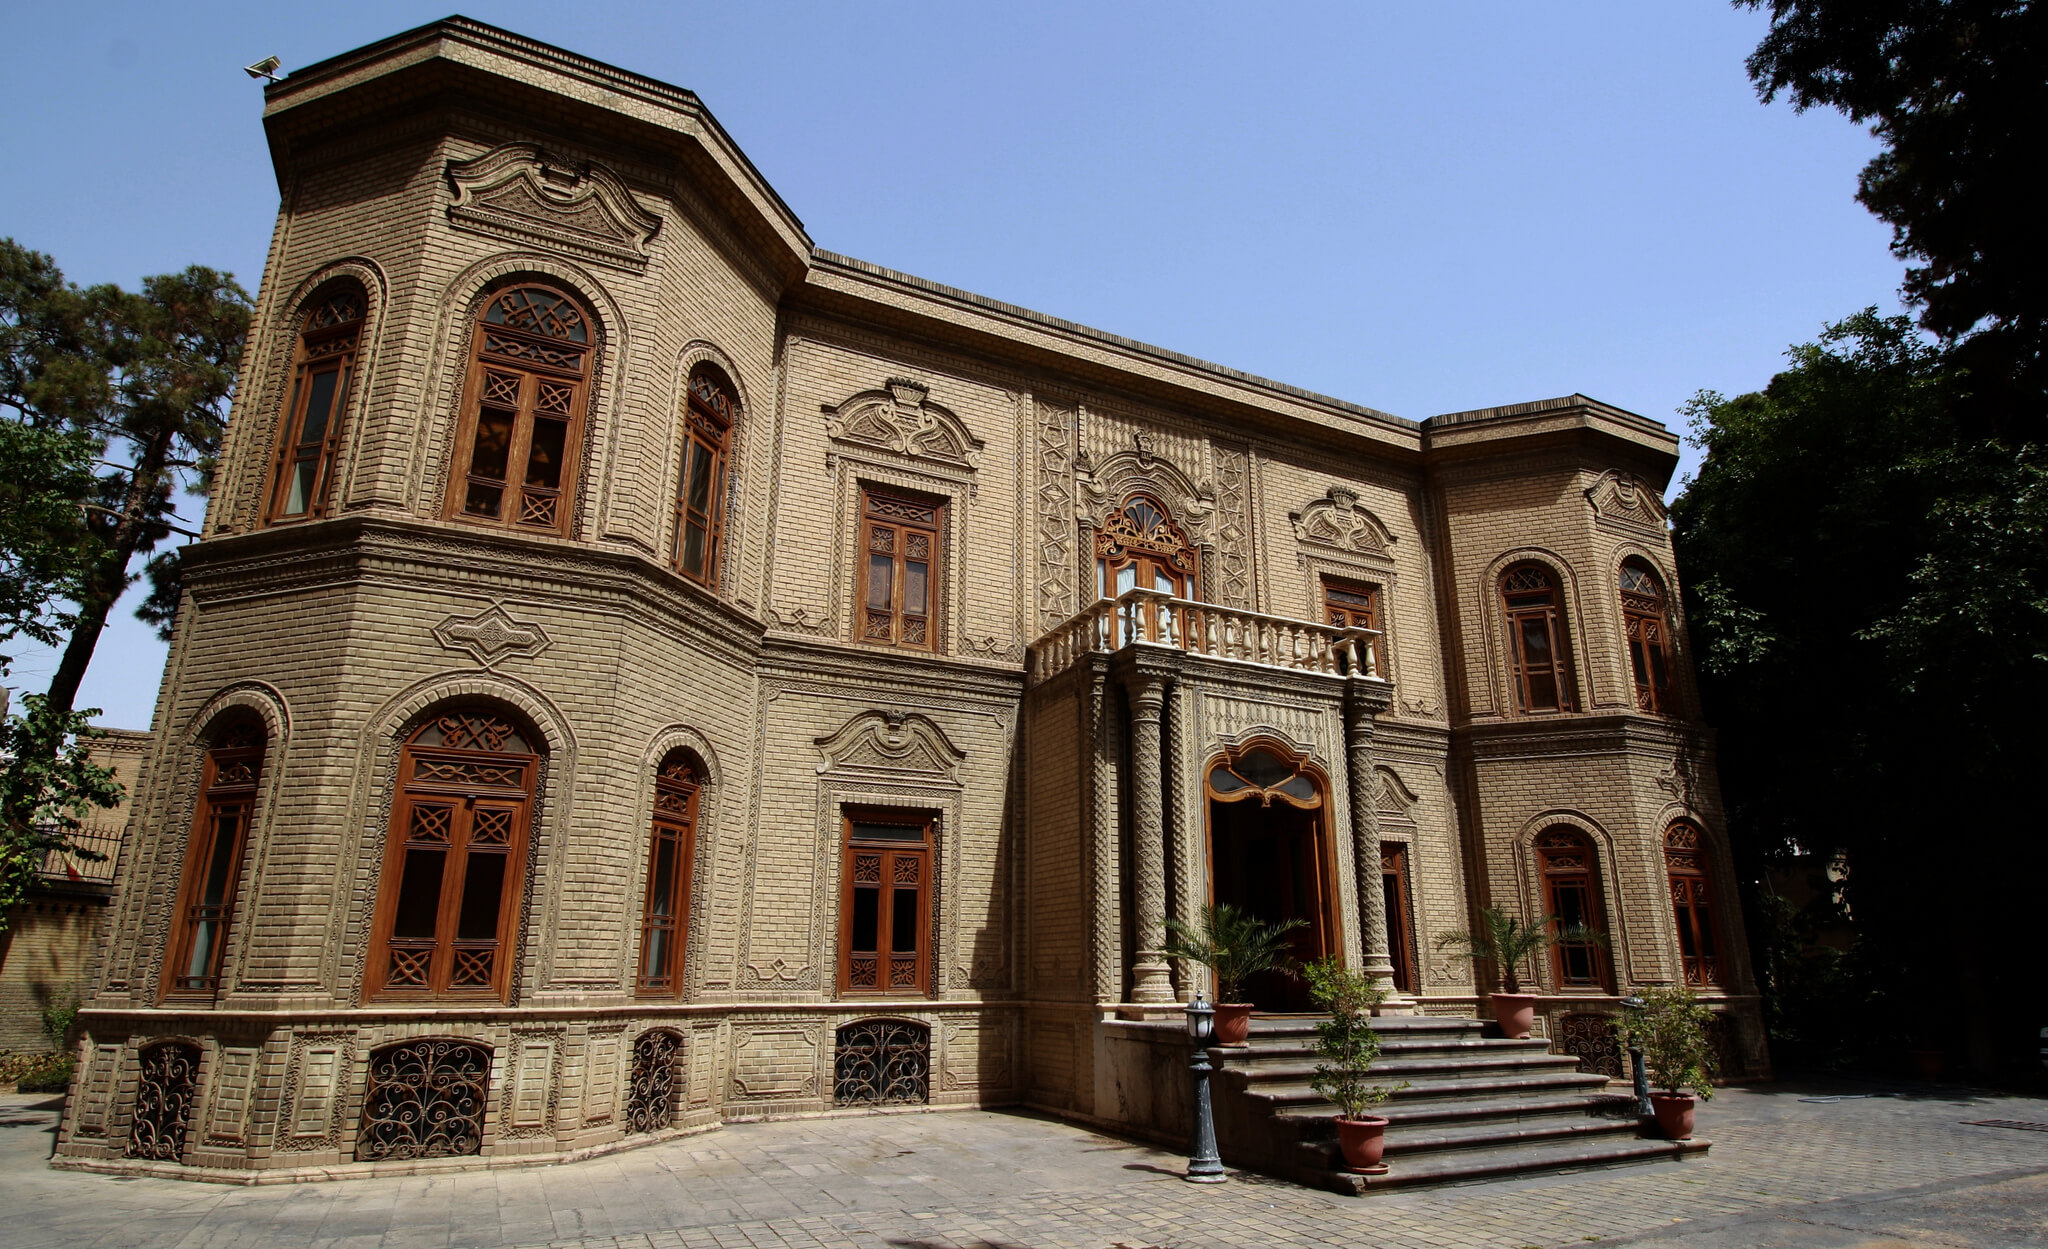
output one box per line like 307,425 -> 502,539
1023,585 -> 1403,1021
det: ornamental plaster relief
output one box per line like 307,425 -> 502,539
445,144 -> 663,273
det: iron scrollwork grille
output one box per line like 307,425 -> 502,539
126,1042 -> 201,1161
625,1029 -> 681,1134
1556,1013 -> 1623,1079
833,1019 -> 930,1106
355,1039 -> 492,1161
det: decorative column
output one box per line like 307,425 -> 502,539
1120,660 -> 1176,1004
1344,674 -> 1403,1000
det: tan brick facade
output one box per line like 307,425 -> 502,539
52,18 -> 1763,1179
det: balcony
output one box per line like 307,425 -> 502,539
1028,587 -> 1385,687
36,823 -> 122,889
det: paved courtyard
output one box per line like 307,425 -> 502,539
4,1078 -> 2046,1249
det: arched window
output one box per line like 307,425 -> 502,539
675,365 -> 736,586
1620,559 -> 1674,714
1665,821 -> 1721,985
1536,828 -> 1607,989
266,289 -> 364,523
164,720 -> 265,994
1501,563 -> 1574,712
367,710 -> 538,1000
444,284 -> 592,536
637,751 -> 701,995
1096,494 -> 1197,600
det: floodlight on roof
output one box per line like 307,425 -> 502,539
244,56 -> 282,83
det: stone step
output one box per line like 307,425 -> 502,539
1271,1091 -> 1636,1139
1243,1068 -> 1614,1112
1290,1134 -> 1710,1194
1214,1036 -> 1555,1065
1223,1051 -> 1584,1084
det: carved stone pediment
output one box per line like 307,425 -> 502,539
1376,765 -> 1420,817
824,379 -> 983,470
1077,444 -> 1215,537
432,603 -> 552,667
815,711 -> 965,780
1290,487 -> 1395,557
1585,470 -> 1669,533
447,144 -> 662,272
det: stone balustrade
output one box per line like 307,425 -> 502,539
1027,588 -> 1384,686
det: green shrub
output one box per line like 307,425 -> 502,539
1301,958 -> 1407,1119
15,1054 -> 73,1093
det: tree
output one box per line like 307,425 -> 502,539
0,240 -> 250,935
1673,310 -> 2048,1074
43,261 -> 252,722
1738,0 -> 2048,433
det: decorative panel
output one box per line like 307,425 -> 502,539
625,1030 -> 681,1134
290,1047 -> 341,1137
729,1024 -> 818,1100
75,1045 -> 120,1137
583,1029 -> 620,1127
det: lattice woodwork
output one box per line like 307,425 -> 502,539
356,1040 -> 491,1161
625,1030 -> 682,1133
486,287 -> 587,341
833,1020 -> 929,1106
125,1043 -> 200,1160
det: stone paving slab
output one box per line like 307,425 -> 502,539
4,1079 -> 2047,1249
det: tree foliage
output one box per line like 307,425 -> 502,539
1738,0 -> 2048,431
1673,311 -> 2048,1074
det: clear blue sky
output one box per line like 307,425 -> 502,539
2,2 -> 1906,729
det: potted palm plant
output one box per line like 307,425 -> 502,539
1163,903 -> 1306,1045
1435,906 -> 1604,1038
1617,984 -> 1717,1139
1303,958 -> 1409,1174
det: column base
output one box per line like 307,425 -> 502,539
1130,958 -> 1176,1005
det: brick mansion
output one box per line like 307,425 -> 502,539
51,18 -> 1763,1181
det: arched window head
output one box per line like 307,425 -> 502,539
1620,558 -> 1675,714
367,708 -> 539,1001
1206,745 -> 1323,808
266,288 -> 365,524
1535,828 -> 1607,989
675,365 -> 736,587
1664,821 -> 1721,985
445,283 -> 593,537
164,718 -> 267,995
1501,563 -> 1574,713
637,749 -> 703,995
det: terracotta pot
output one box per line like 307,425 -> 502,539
1213,1002 -> 1254,1046
1650,1092 -> 1696,1140
1490,992 -> 1538,1039
1334,1115 -> 1391,1174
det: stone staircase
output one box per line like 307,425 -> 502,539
1209,1014 -> 1709,1193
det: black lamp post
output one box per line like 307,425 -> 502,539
1183,990 -> 1226,1183
1620,995 -> 1652,1122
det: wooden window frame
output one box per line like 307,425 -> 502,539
673,366 -> 735,589
1380,842 -> 1418,994
1322,577 -> 1387,678
441,284 -> 593,538
1501,563 -> 1575,713
162,722 -> 265,998
635,753 -> 701,997
856,487 -> 944,652
837,810 -> 934,997
1536,828 -> 1609,990
1664,821 -> 1723,986
365,713 -> 537,1003
264,290 -> 364,525
1620,559 -> 1676,715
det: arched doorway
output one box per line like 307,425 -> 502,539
1205,742 -> 1338,1011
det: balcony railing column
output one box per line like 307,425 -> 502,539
1344,672 -> 1403,1000
1120,661 -> 1177,1005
